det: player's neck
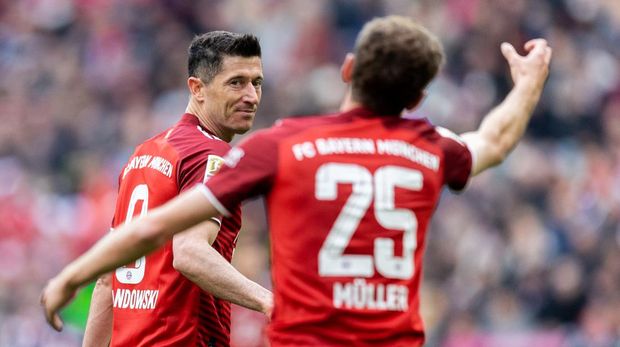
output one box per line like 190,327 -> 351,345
185,101 -> 233,142
339,89 -> 364,113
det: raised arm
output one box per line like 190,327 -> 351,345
461,39 -> 552,176
41,187 -> 216,331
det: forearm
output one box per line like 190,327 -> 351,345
179,249 -> 272,313
173,225 -> 272,314
41,188 -> 221,332
83,275 -> 113,347
478,80 -> 542,157
57,188 -> 216,290
56,218 -> 165,291
463,80 -> 544,175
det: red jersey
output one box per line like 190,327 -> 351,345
203,108 -> 472,346
110,114 -> 242,347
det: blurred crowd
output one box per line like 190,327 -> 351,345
1,0 -> 619,346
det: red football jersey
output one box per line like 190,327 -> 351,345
203,108 -> 472,346
110,114 -> 241,347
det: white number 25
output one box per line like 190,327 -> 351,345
316,163 -> 422,280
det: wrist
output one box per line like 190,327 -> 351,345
57,264 -> 83,291
260,292 -> 274,316
514,77 -> 535,88
513,78 -> 544,101
514,75 -> 544,91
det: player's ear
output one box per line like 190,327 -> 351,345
188,77 -> 205,102
341,53 -> 355,83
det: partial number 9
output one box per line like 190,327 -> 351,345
115,184 -> 148,284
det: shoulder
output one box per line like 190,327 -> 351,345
127,127 -> 177,162
433,126 -> 467,145
379,116 -> 439,142
392,118 -> 470,165
167,123 -> 232,159
252,113 -> 346,140
220,117 -> 326,168
397,117 -> 465,145
276,113 -> 342,128
429,125 -> 469,157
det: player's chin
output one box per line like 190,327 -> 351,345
232,120 -> 254,134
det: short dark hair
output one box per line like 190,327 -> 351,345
351,16 -> 444,115
188,31 -> 261,83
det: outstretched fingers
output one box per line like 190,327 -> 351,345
500,42 -> 520,63
501,38 -> 552,85
524,38 -> 547,52
526,40 -> 552,73
524,39 -> 551,61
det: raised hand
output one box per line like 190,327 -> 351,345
500,38 -> 552,89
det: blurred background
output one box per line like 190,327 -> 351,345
1,0 -> 620,346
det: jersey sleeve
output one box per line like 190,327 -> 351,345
178,140 -> 231,225
201,129 -> 278,217
177,141 -> 230,192
435,126 -> 472,191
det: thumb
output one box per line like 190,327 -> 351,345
500,42 -> 519,63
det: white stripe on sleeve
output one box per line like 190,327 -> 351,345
196,184 -> 232,217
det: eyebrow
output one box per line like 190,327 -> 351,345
225,75 -> 264,82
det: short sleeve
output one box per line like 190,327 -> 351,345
202,129 -> 278,216
435,127 -> 472,191
177,140 -> 231,225
178,141 -> 230,193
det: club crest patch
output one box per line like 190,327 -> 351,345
204,155 -> 224,182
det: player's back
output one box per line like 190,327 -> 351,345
260,108 -> 470,346
110,114 -> 240,347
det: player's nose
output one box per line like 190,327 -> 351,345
241,83 -> 259,105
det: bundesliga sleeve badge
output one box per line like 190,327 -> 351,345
204,154 -> 225,182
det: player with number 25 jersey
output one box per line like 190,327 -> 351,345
202,108 -> 471,346
111,113 -> 241,346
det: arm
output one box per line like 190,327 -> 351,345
82,275 -> 112,347
172,221 -> 273,315
461,39 -> 552,176
41,187 -> 216,331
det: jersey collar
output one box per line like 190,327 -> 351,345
340,107 -> 400,119
180,113 -> 220,139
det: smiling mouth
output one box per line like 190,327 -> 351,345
236,109 -> 256,116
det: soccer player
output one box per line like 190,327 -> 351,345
42,16 -> 551,346
80,31 -> 272,347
